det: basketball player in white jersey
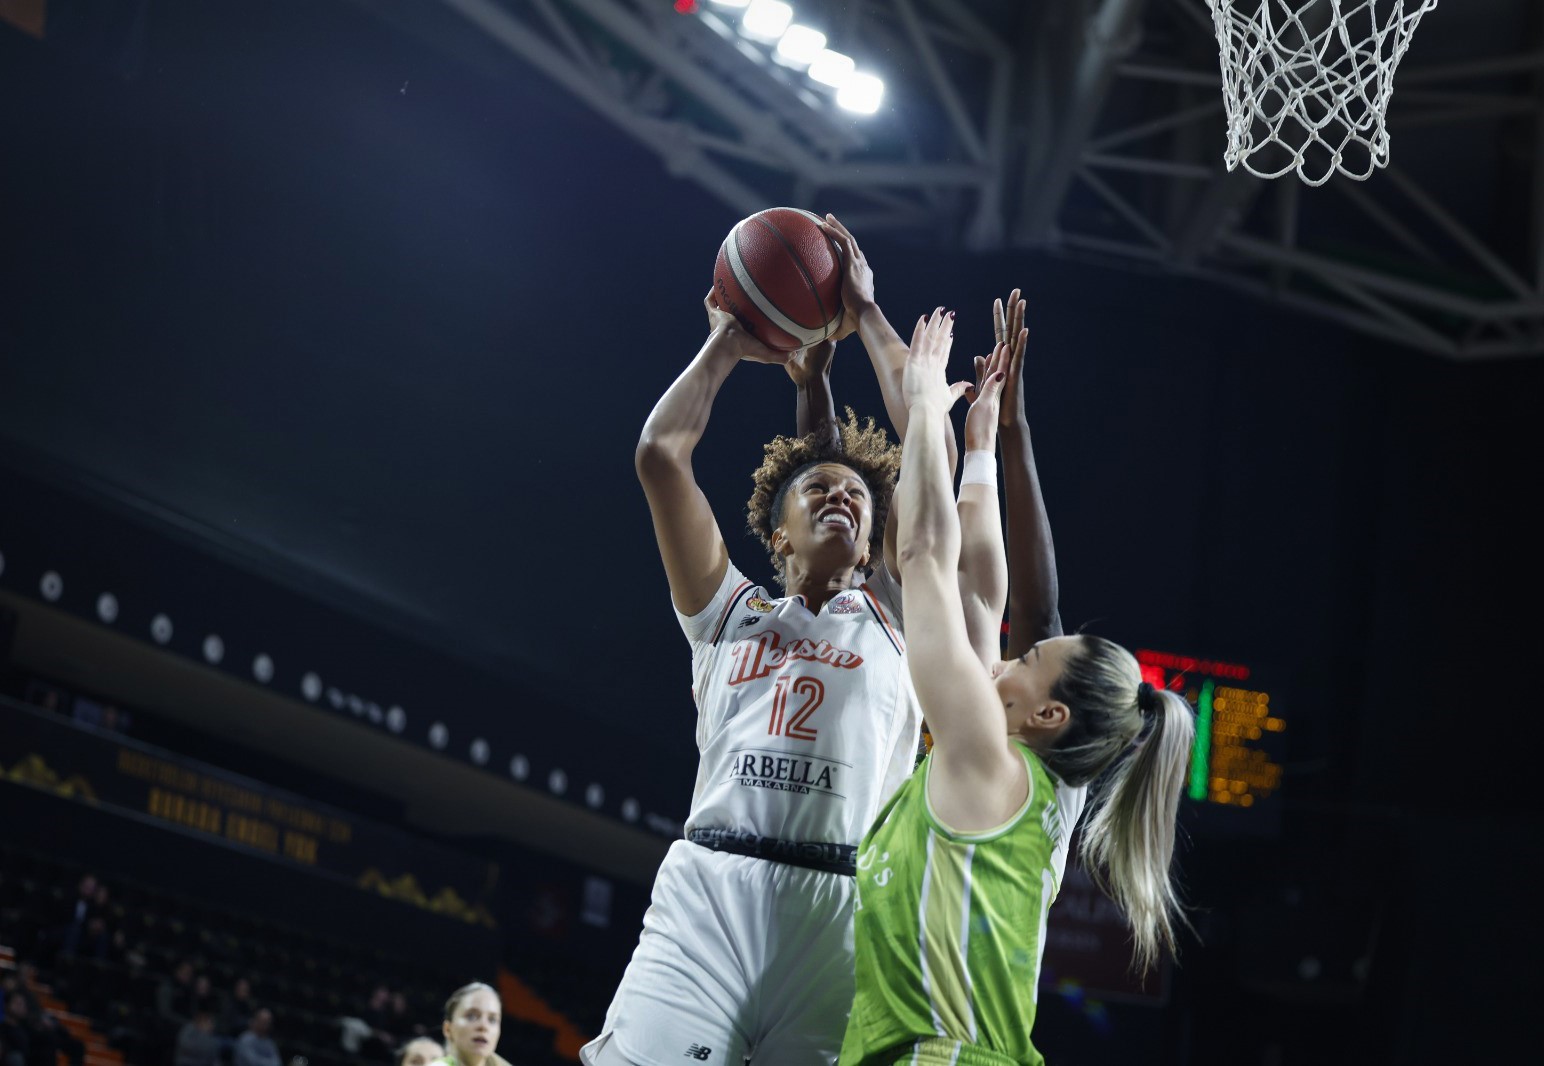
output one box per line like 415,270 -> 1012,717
582,283 -> 924,1066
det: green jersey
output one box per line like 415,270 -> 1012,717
838,742 -> 1082,1066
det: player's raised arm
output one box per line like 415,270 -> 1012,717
819,213 -> 959,574
819,216 -> 959,464
636,291 -> 788,616
957,340 -> 1011,668
993,290 -> 1063,654
895,312 -> 1023,815
787,339 -> 840,452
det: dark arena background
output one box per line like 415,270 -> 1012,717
2,1 -> 1541,1064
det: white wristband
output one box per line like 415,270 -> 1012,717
959,449 -> 997,490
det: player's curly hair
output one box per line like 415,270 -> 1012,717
747,408 -> 902,588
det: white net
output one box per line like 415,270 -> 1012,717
1207,0 -> 1438,185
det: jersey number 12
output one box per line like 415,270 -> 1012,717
768,676 -> 824,741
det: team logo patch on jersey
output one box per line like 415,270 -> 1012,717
828,592 -> 862,614
746,595 -> 777,613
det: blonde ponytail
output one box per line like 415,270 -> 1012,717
1076,686 -> 1194,974
1038,637 -> 1195,974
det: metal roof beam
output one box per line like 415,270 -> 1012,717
1014,0 -> 1151,245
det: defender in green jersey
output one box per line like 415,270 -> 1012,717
838,309 -> 1195,1066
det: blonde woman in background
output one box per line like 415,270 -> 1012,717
397,1037 -> 444,1066
430,984 -> 506,1066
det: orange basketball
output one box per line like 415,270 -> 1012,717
712,207 -> 844,352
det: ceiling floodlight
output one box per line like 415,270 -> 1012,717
808,48 -> 855,88
837,72 -> 884,114
741,0 -> 792,43
775,25 -> 826,67
708,0 -> 750,7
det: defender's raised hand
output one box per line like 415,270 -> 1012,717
964,341 -> 1010,454
992,288 -> 1030,429
903,308 -> 967,411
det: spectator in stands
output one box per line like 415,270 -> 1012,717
156,958 -> 197,1062
190,973 -> 219,1019
337,1015 -> 373,1058
432,983 -> 504,1066
50,875 -> 99,964
397,1037 -> 444,1066
0,993 -> 31,1066
1,967 -> 81,1066
220,977 -> 259,1037
22,680 -> 63,714
233,1009 -> 280,1066
63,882 -> 112,961
388,991 -> 413,1039
360,985 -> 395,1059
174,1008 -> 221,1066
158,960 -> 196,1025
70,696 -> 104,729
100,702 -> 128,734
364,984 -> 392,1030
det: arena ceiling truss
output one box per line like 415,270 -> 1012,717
353,0 -> 1544,357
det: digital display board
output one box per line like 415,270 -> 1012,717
1136,650 -> 1285,810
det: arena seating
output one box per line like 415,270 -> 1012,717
0,846 -> 575,1066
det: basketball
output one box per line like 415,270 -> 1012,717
713,207 -> 844,352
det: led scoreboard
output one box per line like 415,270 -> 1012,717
1135,649 -> 1286,814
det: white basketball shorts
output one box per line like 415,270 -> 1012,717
580,839 -> 857,1066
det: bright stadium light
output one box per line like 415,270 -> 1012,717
808,48 -> 855,88
775,25 -> 826,67
708,0 -> 749,7
837,72 -> 884,114
740,0 -> 792,43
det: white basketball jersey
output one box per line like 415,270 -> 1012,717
677,560 -> 922,848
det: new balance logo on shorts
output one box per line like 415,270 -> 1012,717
684,1045 -> 712,1061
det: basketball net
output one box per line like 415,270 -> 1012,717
1207,0 -> 1438,186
